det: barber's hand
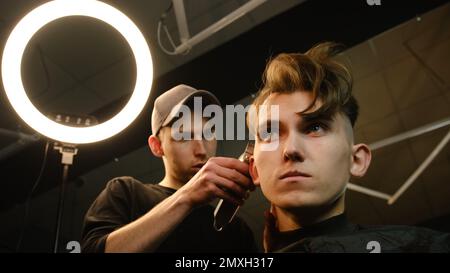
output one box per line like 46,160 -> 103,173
263,204 -> 280,253
178,157 -> 255,208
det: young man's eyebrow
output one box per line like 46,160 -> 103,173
295,111 -> 334,123
257,119 -> 280,128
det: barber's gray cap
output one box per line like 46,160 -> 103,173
151,84 -> 221,135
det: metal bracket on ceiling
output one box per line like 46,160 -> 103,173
165,0 -> 268,55
347,116 -> 450,205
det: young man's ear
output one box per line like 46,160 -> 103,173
148,135 -> 164,157
249,156 -> 261,187
350,143 -> 372,178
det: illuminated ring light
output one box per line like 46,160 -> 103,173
1,0 -> 153,144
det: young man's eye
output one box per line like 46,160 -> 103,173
258,127 -> 279,142
305,122 -> 328,135
310,124 -> 322,132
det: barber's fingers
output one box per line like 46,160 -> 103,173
270,203 -> 276,217
265,208 -> 277,233
212,162 -> 255,191
208,173 -> 248,200
208,157 -> 251,177
210,183 -> 244,206
263,210 -> 275,253
264,204 -> 281,253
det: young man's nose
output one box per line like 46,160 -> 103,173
283,133 -> 305,162
192,139 -> 207,157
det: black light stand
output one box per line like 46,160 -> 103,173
52,142 -> 78,253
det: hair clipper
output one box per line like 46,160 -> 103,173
213,141 -> 254,231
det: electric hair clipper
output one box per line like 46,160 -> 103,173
213,141 -> 254,231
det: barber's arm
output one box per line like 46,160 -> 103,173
104,157 -> 254,252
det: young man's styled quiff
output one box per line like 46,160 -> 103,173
250,42 -> 359,130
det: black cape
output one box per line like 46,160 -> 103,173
273,214 -> 450,253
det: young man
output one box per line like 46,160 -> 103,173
81,84 -> 257,252
248,42 -> 450,253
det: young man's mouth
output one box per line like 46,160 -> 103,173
279,170 -> 312,182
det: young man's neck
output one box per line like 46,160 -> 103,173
275,195 -> 345,232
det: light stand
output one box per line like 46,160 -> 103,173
52,142 -> 78,253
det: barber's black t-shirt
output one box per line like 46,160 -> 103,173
81,176 -> 258,252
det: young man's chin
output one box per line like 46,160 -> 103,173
274,193 -> 339,210
274,196 -> 322,210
